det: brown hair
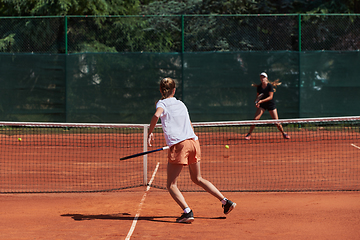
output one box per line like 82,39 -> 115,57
159,77 -> 176,99
252,79 -> 281,92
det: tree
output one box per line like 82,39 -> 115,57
140,0 -> 360,15
0,0 -> 143,53
0,0 -> 140,16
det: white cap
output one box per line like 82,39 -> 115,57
260,72 -> 268,78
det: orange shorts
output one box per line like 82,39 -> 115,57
168,139 -> 201,165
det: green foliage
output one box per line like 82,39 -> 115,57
0,0 -> 358,54
293,0 -> 356,14
0,0 -> 141,16
140,0 -> 359,15
0,33 -> 14,51
0,0 -> 358,16
140,0 -> 200,15
77,41 -> 117,52
0,0 -> 144,53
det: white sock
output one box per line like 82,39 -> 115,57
184,207 -> 191,214
221,198 -> 228,205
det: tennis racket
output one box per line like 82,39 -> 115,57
120,146 -> 169,160
255,93 -> 264,104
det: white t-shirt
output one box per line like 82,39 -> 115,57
156,97 -> 198,146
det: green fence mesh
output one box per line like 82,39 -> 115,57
0,17 -> 65,53
65,53 -> 180,123
0,14 -> 360,123
300,51 -> 360,117
183,15 -> 299,51
301,14 -> 360,51
1,14 -> 360,53
0,54 -> 66,122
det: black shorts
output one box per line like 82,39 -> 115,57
259,101 -> 276,111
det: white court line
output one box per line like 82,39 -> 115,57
351,144 -> 360,150
125,162 -> 160,240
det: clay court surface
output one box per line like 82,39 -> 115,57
1,189 -> 359,240
1,123 -> 359,239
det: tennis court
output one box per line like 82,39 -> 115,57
1,190 -> 359,239
0,117 -> 359,239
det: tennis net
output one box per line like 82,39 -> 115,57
0,116 -> 359,193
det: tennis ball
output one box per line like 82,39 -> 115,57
18,137 -> 22,141
225,145 -> 229,149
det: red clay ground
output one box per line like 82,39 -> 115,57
1,188 -> 359,240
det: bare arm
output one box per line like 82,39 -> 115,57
257,92 -> 274,106
147,107 -> 163,146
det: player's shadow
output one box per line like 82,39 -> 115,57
61,213 -> 226,223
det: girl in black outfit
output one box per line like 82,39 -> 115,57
245,72 -> 290,140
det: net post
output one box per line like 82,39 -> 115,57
298,13 -> 302,118
143,125 -> 148,185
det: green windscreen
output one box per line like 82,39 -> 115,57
182,51 -> 299,121
0,54 -> 66,122
300,52 -> 360,117
0,51 -> 359,123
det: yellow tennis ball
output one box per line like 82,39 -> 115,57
225,145 -> 229,149
18,137 -> 22,141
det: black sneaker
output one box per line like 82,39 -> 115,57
176,210 -> 194,223
222,200 -> 236,214
283,133 -> 290,139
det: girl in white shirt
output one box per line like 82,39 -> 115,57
147,77 -> 236,223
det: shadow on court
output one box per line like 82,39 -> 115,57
61,213 -> 226,223
1,191 -> 359,240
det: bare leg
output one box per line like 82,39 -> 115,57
269,109 -> 286,134
167,163 -> 188,210
247,107 -> 265,135
188,161 -> 224,201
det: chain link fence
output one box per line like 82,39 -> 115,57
301,14 -> 360,51
1,14 -> 360,123
1,14 -> 360,53
0,17 -> 64,53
